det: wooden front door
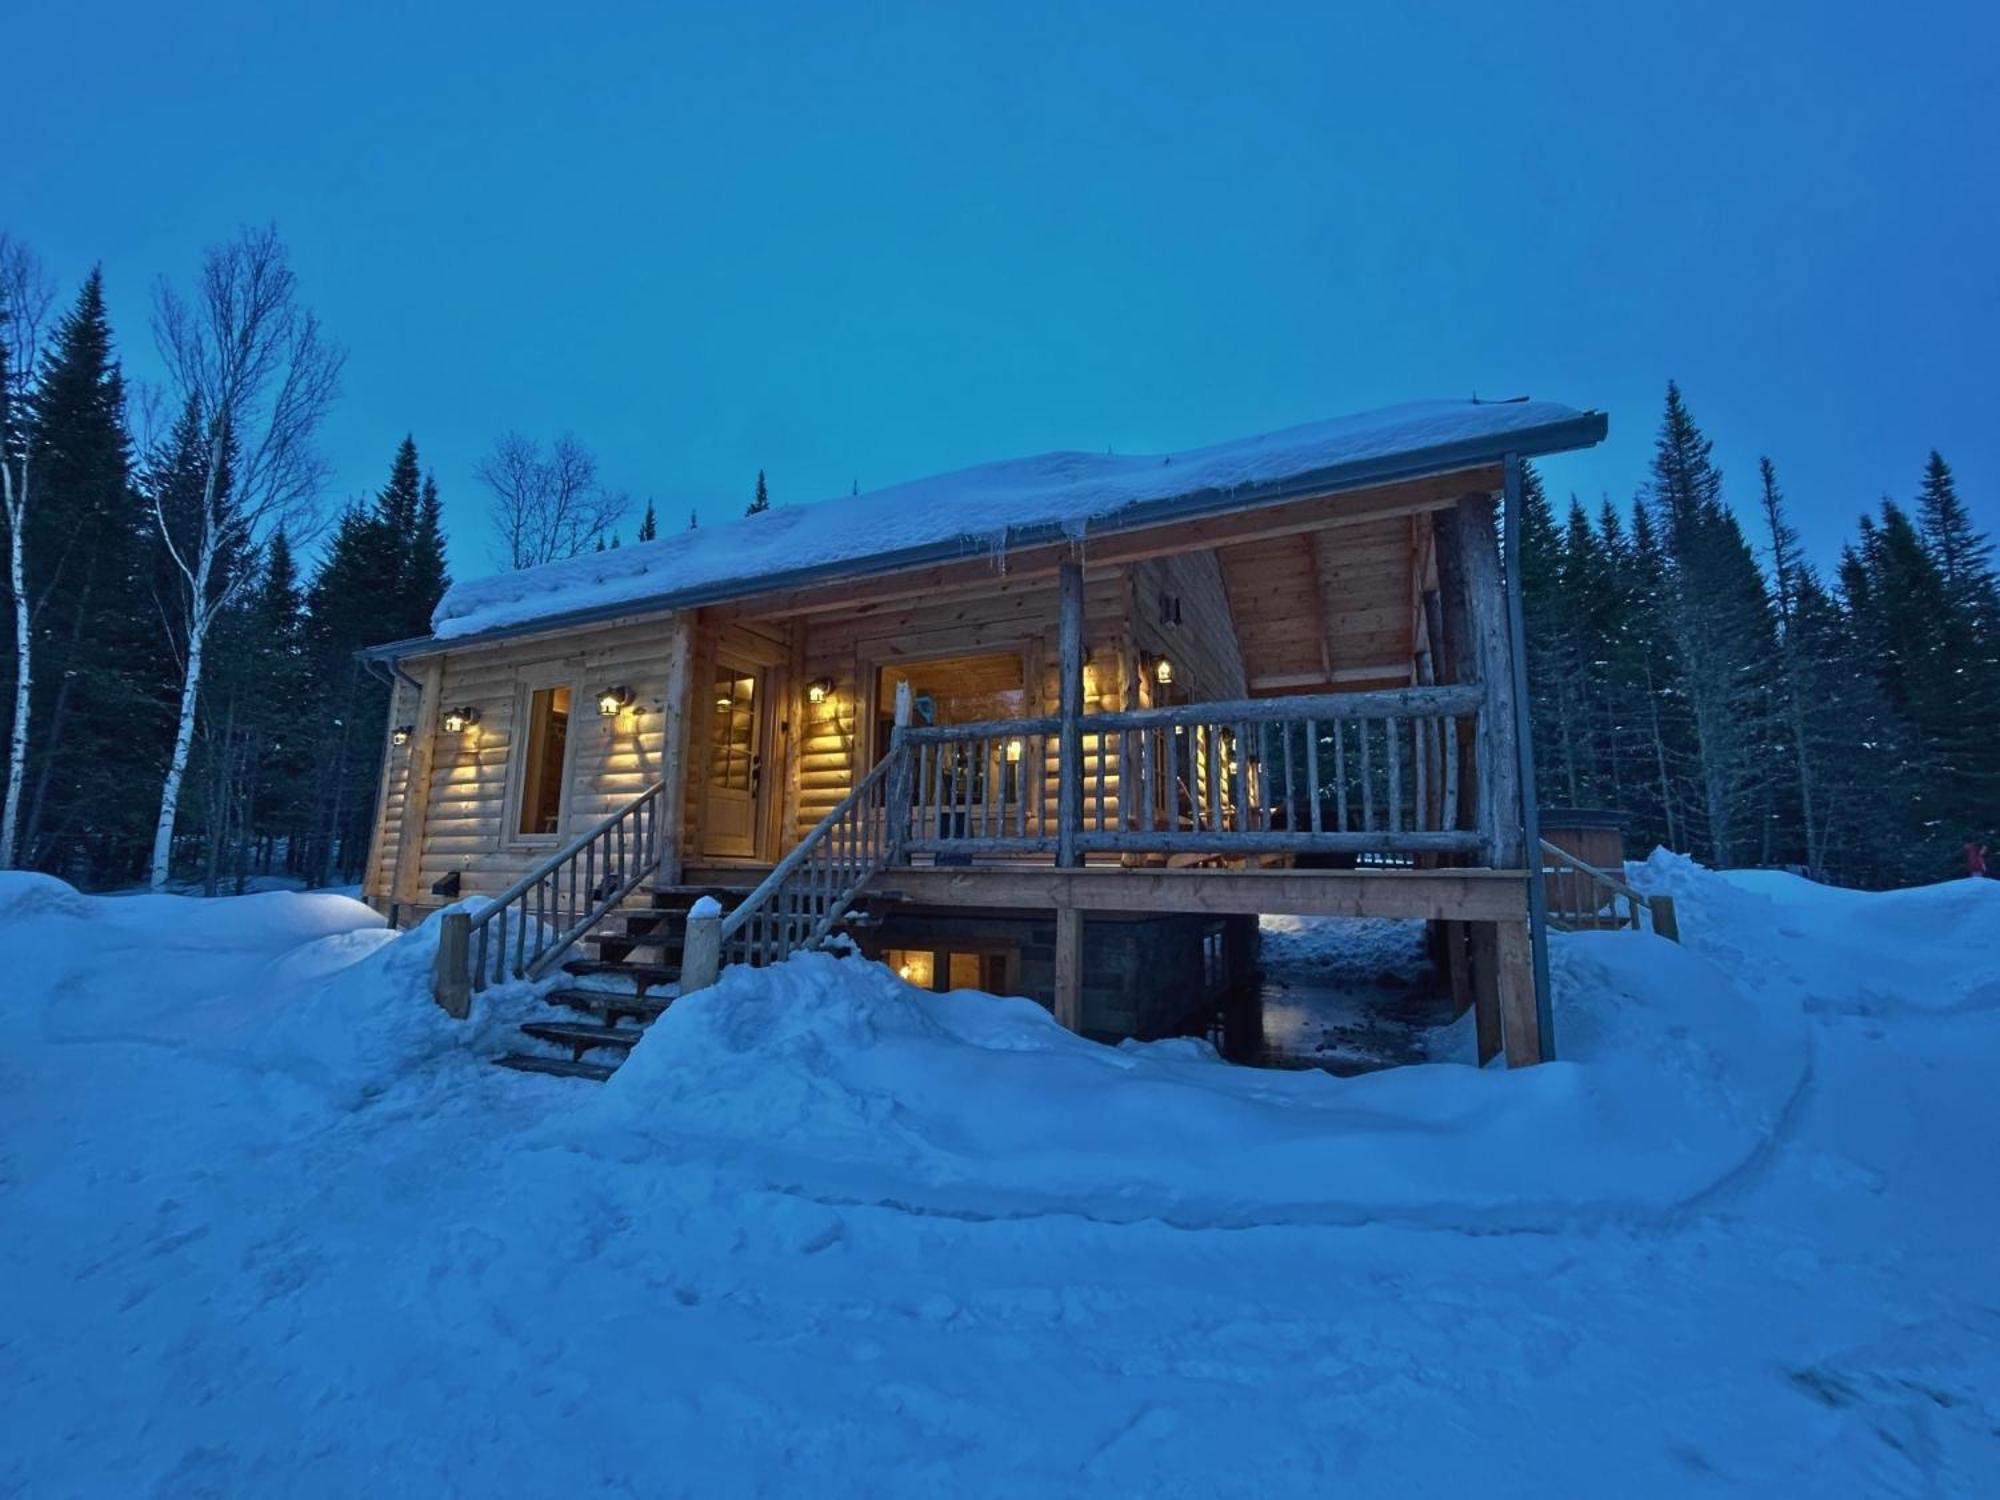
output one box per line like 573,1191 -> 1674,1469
702,656 -> 767,859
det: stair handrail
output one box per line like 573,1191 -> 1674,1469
714,749 -> 901,955
1538,837 -> 1679,940
433,779 -> 667,1016
678,685 -> 914,992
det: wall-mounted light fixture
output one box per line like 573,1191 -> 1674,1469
806,676 -> 835,706
1153,656 -> 1174,686
442,706 -> 481,734
391,724 -> 415,747
597,685 -> 635,717
1005,737 -> 1025,764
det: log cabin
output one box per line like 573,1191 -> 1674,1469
359,398 -> 1616,1078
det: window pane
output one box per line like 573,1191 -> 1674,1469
710,667 -> 756,793
947,952 -> 983,991
518,685 -> 572,836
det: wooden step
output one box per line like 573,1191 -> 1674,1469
591,929 -> 686,964
561,958 -> 679,993
493,1052 -> 619,1082
519,1020 -> 646,1058
544,987 -> 675,1022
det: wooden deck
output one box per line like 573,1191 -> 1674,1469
683,861 -> 1530,922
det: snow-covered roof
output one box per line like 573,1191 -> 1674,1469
428,397 -> 1604,644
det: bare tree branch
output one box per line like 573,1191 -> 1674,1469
476,430 -> 630,569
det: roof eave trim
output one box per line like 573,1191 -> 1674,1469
365,409 -> 1607,662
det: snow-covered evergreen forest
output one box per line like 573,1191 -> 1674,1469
3,230 -> 1991,896
1520,382 -> 1997,888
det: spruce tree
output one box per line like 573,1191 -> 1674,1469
747,469 -> 769,516
637,499 -> 657,542
15,270 -> 169,880
1915,451 -> 1995,621
406,474 -> 450,626
1642,383 -> 1780,865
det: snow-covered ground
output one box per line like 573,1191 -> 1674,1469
4,856 -> 1997,1495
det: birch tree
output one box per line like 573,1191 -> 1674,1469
145,226 -> 341,889
0,234 -> 54,869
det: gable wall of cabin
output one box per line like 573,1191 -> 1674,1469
363,614 -> 690,917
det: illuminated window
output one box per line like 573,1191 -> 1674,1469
517,685 -> 572,836
709,668 -> 758,793
885,946 -> 1013,994
876,652 -> 1026,757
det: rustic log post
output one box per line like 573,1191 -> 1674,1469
391,655 -> 446,920
885,680 -> 915,865
435,910 -> 472,1019
1057,559 -> 1084,868
1054,904 -> 1084,1031
1441,497 -> 1522,870
1650,894 -> 1681,943
681,905 -> 722,995
654,613 -> 696,888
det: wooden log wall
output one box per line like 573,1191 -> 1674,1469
360,672 -> 424,911
378,614 -> 691,910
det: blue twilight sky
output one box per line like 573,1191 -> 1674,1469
7,1 -> 1995,587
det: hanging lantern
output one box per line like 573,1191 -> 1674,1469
442,706 -> 480,734
1153,656 -> 1174,686
597,685 -> 635,717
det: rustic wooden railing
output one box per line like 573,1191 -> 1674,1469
1539,838 -> 1679,940
433,780 -> 667,1017
715,752 -> 899,968
902,685 -> 1487,860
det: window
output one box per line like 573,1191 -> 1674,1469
886,946 -> 1015,994
709,667 -> 759,793
517,685 -> 572,837
875,651 -> 1026,756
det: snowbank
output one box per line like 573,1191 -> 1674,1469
0,873 -> 549,1105
433,398 -> 1590,639
574,921 -> 1808,1230
1630,849 -> 2000,1017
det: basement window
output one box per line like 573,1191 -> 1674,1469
516,684 -> 572,837
886,946 -> 1015,994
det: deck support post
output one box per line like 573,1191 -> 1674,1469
1650,894 -> 1680,943
1054,904 -> 1084,1031
654,613 -> 696,888
435,911 -> 472,1019
1467,921 -> 1503,1066
1057,558 -> 1084,869
1494,918 -> 1541,1067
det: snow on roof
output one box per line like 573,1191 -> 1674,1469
431,397 -> 1600,642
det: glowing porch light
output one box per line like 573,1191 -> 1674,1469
597,685 -> 635,717
1153,656 -> 1174,686
441,707 -> 480,734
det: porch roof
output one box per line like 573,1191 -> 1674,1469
377,397 -> 1605,659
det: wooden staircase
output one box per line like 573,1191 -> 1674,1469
493,885 -> 739,1081
492,884 -> 893,1081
